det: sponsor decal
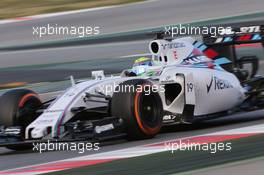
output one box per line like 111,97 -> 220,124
163,115 -> 177,122
35,119 -> 54,124
95,124 -> 114,134
187,82 -> 194,93
161,75 -> 174,83
161,42 -> 185,50
65,92 -> 76,97
207,76 -> 233,93
44,109 -> 64,113
219,26 -> 261,35
173,50 -> 178,60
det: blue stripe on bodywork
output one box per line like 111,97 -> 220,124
252,34 -> 261,40
214,57 -> 231,65
194,41 -> 203,48
223,37 -> 232,42
199,44 -> 207,51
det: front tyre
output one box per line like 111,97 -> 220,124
0,89 -> 41,150
111,79 -> 163,140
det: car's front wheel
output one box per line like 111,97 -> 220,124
0,89 -> 41,150
111,79 -> 163,140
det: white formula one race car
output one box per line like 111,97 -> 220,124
0,24 -> 263,150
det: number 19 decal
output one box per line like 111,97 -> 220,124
187,82 -> 194,93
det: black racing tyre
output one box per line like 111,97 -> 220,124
0,89 -> 42,150
257,81 -> 264,108
111,79 -> 163,140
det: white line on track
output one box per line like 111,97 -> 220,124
120,53 -> 151,58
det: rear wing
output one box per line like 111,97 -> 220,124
202,23 -> 264,46
152,21 -> 264,79
201,22 -> 264,80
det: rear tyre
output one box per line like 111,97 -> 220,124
111,79 -> 163,140
257,81 -> 264,108
0,89 -> 41,150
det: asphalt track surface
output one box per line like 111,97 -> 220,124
0,0 -> 264,68
0,0 -> 264,173
189,156 -> 264,175
0,47 -> 262,84
1,0 -> 264,46
0,40 -> 148,69
47,134 -> 264,175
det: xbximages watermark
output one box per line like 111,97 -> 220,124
32,140 -> 100,153
33,24 -> 100,38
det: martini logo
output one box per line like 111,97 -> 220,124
207,76 -> 233,93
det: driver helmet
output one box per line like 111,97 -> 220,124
131,57 -> 153,76
133,57 -> 153,66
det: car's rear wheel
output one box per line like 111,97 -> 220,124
0,89 -> 41,150
257,81 -> 264,108
111,79 -> 163,140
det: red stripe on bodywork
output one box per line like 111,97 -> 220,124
237,35 -> 252,41
204,49 -> 219,59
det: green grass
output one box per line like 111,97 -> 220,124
0,0 -> 145,19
